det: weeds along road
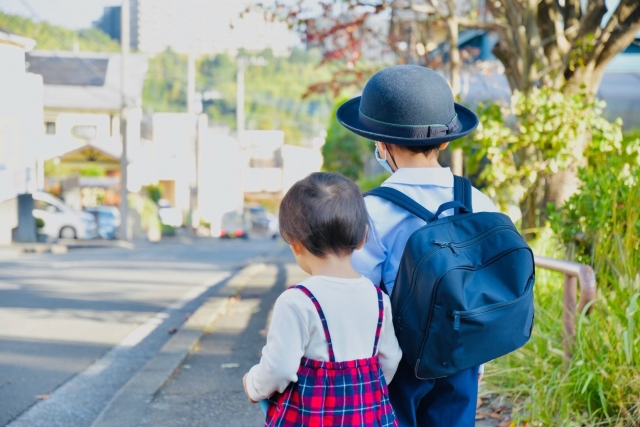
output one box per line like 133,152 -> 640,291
0,236 -> 283,427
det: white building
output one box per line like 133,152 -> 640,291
130,0 -> 298,55
0,30 -> 44,245
26,51 -> 148,164
25,51 -> 148,209
240,130 -> 323,196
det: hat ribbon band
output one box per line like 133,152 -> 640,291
358,111 -> 461,139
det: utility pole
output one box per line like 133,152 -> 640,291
119,0 -> 131,241
187,52 -> 198,232
236,56 -> 266,143
187,53 -> 196,114
236,57 -> 245,142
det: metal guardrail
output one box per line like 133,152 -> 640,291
534,256 -> 597,359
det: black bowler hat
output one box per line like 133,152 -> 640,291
336,65 -> 479,146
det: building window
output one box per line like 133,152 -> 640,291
45,122 -> 56,135
72,125 -> 98,141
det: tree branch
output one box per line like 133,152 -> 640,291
595,0 -> 640,69
457,17 -> 508,30
574,0 -> 607,42
563,0 -> 581,39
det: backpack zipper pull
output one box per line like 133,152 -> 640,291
431,240 -> 459,256
452,310 -> 460,331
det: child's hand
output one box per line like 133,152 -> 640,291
243,374 -> 258,403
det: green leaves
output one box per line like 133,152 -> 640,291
322,96 -> 370,179
0,12 -> 120,52
548,132 -> 640,271
466,91 -> 640,424
460,88 -> 615,217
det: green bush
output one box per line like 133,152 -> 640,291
144,185 -> 163,204
549,132 -> 640,280
357,173 -> 388,192
161,224 -> 176,236
322,96 -> 370,179
486,136 -> 640,425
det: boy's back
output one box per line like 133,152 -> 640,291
335,64 -> 511,426
353,167 -> 497,294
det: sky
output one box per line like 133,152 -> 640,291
0,0 -> 121,29
0,0 -> 636,36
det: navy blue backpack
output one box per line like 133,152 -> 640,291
366,176 -> 535,379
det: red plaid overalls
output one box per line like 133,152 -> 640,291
265,284 -> 398,427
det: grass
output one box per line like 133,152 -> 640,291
483,190 -> 640,425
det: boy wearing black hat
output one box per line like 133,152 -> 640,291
338,65 -> 498,426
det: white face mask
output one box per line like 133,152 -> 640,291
375,145 -> 394,174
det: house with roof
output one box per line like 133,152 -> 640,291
25,51 -> 148,207
0,29 -> 43,244
26,51 -> 147,163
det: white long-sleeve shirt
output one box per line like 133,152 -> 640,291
245,275 -> 403,402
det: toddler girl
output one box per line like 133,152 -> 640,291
243,172 -> 401,426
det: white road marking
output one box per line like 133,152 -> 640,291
7,270 -> 232,427
0,282 -> 21,290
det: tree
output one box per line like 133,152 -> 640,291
265,0 -> 640,224
322,97 -> 370,178
0,12 -> 120,52
266,0 -> 639,99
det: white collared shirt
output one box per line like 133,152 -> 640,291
352,167 -> 498,295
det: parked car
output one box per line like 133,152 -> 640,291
245,204 -> 270,230
268,216 -> 280,240
220,211 -> 250,239
244,204 -> 278,237
157,199 -> 183,228
32,191 -> 97,240
84,206 -> 121,240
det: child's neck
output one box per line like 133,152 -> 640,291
307,253 -> 361,279
394,152 -> 441,169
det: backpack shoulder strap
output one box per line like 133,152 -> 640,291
453,175 -> 474,213
365,187 -> 434,222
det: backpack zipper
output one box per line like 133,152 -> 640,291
431,240 -> 459,255
402,226 -> 519,322
433,225 -> 514,255
451,277 -> 534,330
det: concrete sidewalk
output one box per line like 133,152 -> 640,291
91,249 -> 506,426
137,253 -> 307,426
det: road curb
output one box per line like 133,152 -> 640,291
1,243 -> 68,254
90,263 -> 267,427
58,239 -> 136,250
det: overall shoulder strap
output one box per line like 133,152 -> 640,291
371,286 -> 384,356
289,285 -> 336,362
453,175 -> 474,213
365,187 -> 435,222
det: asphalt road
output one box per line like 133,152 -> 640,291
0,236 -> 283,427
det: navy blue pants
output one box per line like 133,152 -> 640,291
388,359 -> 479,427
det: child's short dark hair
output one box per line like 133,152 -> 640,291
279,172 -> 368,257
397,145 -> 440,157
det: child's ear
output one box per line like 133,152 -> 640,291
355,225 -> 368,250
289,241 -> 305,256
439,142 -> 450,150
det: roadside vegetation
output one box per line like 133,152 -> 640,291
464,93 -> 640,425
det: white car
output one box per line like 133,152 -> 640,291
32,191 -> 98,240
157,199 -> 183,228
